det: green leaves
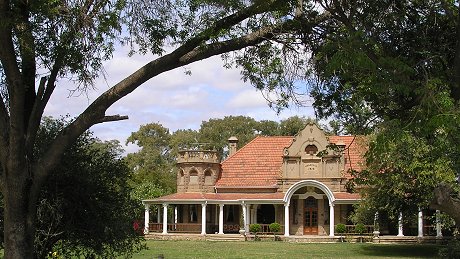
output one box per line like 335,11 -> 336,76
34,117 -> 143,258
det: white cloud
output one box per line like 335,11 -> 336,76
227,89 -> 267,109
43,48 -> 315,155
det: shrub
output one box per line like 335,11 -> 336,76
249,224 -> 261,233
355,223 -> 366,235
335,224 -> 346,234
269,223 -> 281,233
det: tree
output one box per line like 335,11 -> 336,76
278,116 -> 308,136
303,1 -> 460,224
198,115 -> 259,156
0,1 -> 330,256
12,117 -> 142,258
126,123 -> 176,190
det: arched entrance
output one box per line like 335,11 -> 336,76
284,180 -> 336,237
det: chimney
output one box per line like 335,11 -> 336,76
228,136 -> 239,157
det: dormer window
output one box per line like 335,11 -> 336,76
305,145 -> 318,155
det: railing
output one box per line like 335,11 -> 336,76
148,223 -> 244,234
177,150 -> 219,163
258,224 -> 284,234
148,223 -> 202,233
343,225 -> 374,235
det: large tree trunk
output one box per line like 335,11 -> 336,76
430,183 -> 460,226
3,165 -> 37,259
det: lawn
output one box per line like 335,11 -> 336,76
132,240 -> 442,259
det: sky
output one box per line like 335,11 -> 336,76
43,46 -> 315,154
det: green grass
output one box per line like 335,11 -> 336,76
132,240 -> 442,259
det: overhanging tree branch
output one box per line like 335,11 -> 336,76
31,16 -> 305,199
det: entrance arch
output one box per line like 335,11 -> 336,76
283,180 -> 336,237
284,180 -> 335,205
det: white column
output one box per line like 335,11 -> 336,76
418,210 -> 423,237
174,206 -> 178,232
174,206 -> 178,224
242,203 -> 248,233
397,212 -> 404,236
201,203 -> 207,235
284,203 -> 290,237
143,204 -> 150,234
436,210 -> 443,237
219,204 -> 224,234
329,203 -> 335,237
162,204 -> 168,234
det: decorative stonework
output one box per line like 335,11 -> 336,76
281,123 -> 346,190
176,150 -> 221,193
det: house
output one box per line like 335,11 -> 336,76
142,122 -> 442,239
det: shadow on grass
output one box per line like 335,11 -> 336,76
358,244 -> 442,258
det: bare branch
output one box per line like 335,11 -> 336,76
173,0 -> 283,58
26,57 -> 62,151
95,115 -> 129,124
31,1 -> 322,201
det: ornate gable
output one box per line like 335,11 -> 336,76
282,121 -> 345,179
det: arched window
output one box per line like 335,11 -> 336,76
204,170 -> 213,185
305,144 -> 318,155
189,169 -> 198,184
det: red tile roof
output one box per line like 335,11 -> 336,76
328,135 -> 366,175
216,135 -> 365,187
334,192 -> 361,200
216,136 -> 294,187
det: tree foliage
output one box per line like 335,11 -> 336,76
126,115 -> 312,190
303,1 -> 460,224
30,118 -> 142,258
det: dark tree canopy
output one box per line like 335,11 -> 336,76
304,1 -> 460,224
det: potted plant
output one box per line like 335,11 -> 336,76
269,222 -> 282,241
335,223 -> 346,242
249,223 -> 261,234
249,224 -> 262,241
355,223 -> 366,242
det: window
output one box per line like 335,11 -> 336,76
305,145 -> 318,155
204,170 -> 213,185
189,169 -> 198,184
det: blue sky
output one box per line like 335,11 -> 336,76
44,46 -> 315,153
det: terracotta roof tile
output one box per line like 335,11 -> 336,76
334,192 -> 361,200
328,135 -> 366,176
216,136 -> 294,187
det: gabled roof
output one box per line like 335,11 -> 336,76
216,135 -> 365,187
216,136 -> 294,187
